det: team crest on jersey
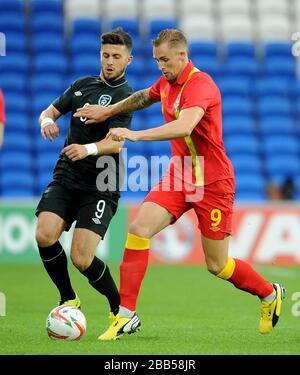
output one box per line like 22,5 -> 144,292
98,94 -> 112,106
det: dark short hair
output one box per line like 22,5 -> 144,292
101,27 -> 133,53
152,29 -> 188,51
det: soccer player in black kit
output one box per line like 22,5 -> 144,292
35,28 -> 133,334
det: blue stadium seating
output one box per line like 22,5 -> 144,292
225,42 -> 256,58
31,33 -> 65,54
31,13 -> 64,34
264,42 -> 292,58
222,116 -> 255,136
224,135 -> 260,155
30,0 -> 62,15
72,18 -> 102,37
189,42 -> 218,58
259,116 -> 295,136
111,19 -> 140,38
0,0 -> 23,13
263,136 -> 299,156
1,0 -> 300,200
0,12 -> 25,33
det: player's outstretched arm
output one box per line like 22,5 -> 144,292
39,104 -> 61,142
61,138 -> 125,162
106,107 -> 205,142
74,88 -> 155,125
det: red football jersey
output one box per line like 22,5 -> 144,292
149,61 -> 234,186
0,89 -> 5,124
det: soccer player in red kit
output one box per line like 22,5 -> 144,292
75,29 -> 285,340
0,89 -> 5,149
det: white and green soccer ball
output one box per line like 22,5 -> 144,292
46,305 -> 86,340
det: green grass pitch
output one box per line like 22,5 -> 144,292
1,263 -> 299,355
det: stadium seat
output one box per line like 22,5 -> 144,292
222,96 -> 253,117
235,173 -> 266,199
30,74 -> 65,95
0,54 -> 29,75
70,35 -> 100,57
219,0 -> 252,16
4,93 -> 28,114
265,155 -> 300,180
264,57 -> 296,79
263,136 -> 299,156
2,133 -> 32,153
225,57 -> 260,78
224,135 -> 260,155
1,187 -> 35,198
65,0 -> 102,20
180,0 -> 213,17
71,18 -> 102,37
220,15 -> 254,41
222,116 -> 255,136
231,155 -> 262,174
31,0 -> 62,16
5,32 -> 27,53
1,171 -> 35,190
0,152 -> 33,171
0,12 -> 25,33
36,152 -> 59,174
0,0 -> 23,13
259,116 -> 295,136
264,42 -> 293,58
143,0 -> 177,19
217,77 -> 251,97
72,54 -> 100,76
31,33 -> 65,54
224,42 -> 256,58
257,96 -> 292,118
0,73 -> 27,94
149,19 -> 178,39
255,78 -> 290,97
180,15 -> 216,41
256,0 -> 289,17
4,113 -> 30,132
110,19 -> 140,38
32,53 -> 68,75
257,15 -> 291,41
189,42 -> 218,59
31,13 -> 64,34
192,56 -> 223,77
106,0 -> 139,19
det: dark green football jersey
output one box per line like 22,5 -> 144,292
52,75 -> 133,194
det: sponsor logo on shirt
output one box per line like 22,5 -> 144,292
75,91 -> 83,96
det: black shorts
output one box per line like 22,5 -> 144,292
35,181 -> 119,238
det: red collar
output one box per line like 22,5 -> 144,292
172,60 -> 195,86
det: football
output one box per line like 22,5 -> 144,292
46,305 -> 86,340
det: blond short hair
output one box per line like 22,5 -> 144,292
152,29 -> 188,50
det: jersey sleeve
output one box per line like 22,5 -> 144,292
0,89 -> 5,124
180,75 -> 216,112
149,77 -> 162,101
52,85 -> 74,115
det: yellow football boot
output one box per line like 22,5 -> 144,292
98,313 -> 141,341
259,283 -> 285,334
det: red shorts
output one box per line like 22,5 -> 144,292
144,175 -> 235,240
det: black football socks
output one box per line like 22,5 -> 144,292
38,241 -> 76,303
81,256 -> 120,315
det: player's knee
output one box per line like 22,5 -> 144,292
206,261 -> 224,276
70,251 -> 91,272
128,222 -> 151,239
35,224 -> 58,247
